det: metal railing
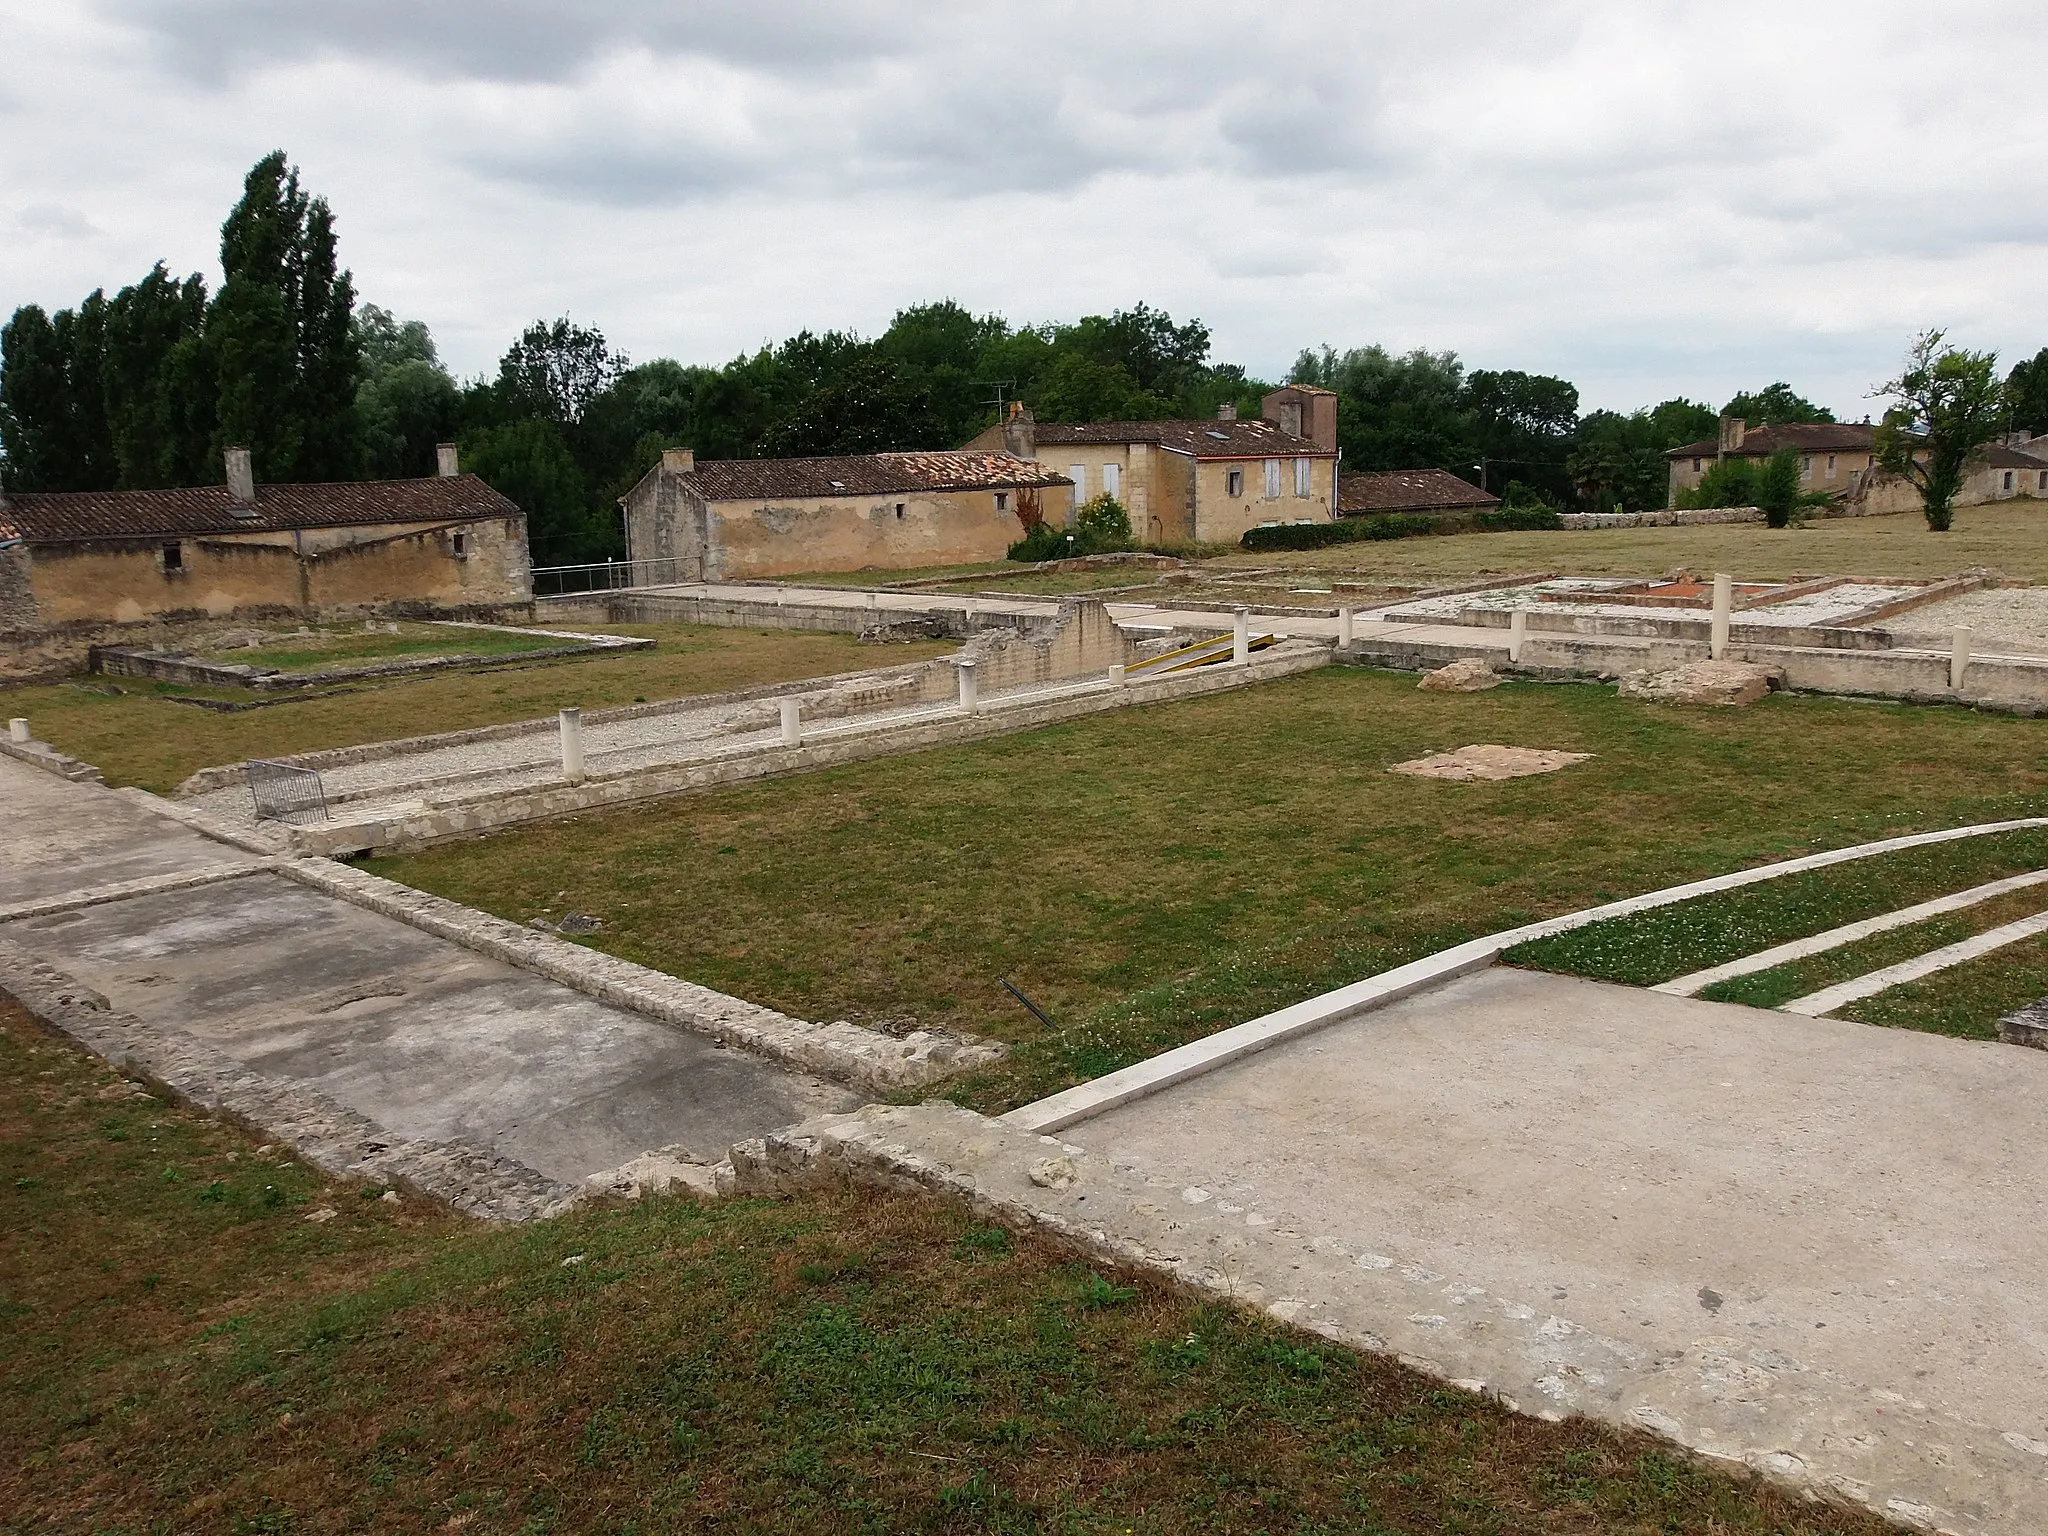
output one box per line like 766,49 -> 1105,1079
528,558 -> 685,597
246,760 -> 328,825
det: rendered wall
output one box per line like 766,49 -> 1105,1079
704,485 -> 1070,580
1192,455 -> 1335,544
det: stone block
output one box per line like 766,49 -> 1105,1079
1998,998 -> 2048,1050
1617,659 -> 1780,706
1419,657 -> 1502,692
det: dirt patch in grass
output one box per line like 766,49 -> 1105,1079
373,669 -> 2048,1113
0,623 -> 951,794
0,997 -> 1892,1536
1505,827 -> 2048,988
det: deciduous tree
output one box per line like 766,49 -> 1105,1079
1874,330 -> 2004,532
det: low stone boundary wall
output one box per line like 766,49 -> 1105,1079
280,858 -> 1005,1096
0,733 -> 105,783
539,589 -> 1038,640
287,641 -> 1333,856
1559,507 -> 1764,529
93,623 -> 649,692
0,932 -> 571,1221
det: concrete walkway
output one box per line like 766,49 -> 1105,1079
0,755 -> 855,1213
747,965 -> 2048,1534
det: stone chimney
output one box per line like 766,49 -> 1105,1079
1717,416 -> 1746,455
224,445 -> 255,504
1001,403 -> 1037,460
1217,402 -> 1237,421
436,443 -> 460,477
661,447 -> 695,475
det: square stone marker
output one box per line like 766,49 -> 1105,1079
1388,743 -> 1591,781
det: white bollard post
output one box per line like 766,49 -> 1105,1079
1108,663 -> 1127,687
1233,606 -> 1250,665
957,659 -> 979,711
1951,626 -> 1973,691
779,697 -> 802,745
8,717 -> 29,744
1710,572 -> 1732,660
1337,606 -> 1354,648
558,707 -> 585,783
1509,607 -> 1527,665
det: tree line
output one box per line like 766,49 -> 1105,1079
8,152 -> 2047,562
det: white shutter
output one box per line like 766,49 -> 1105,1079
1103,462 -> 1121,499
1264,459 -> 1281,498
1294,458 -> 1311,497
1069,464 -> 1087,500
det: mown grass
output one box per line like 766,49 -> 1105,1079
0,998 -> 1893,1536
1698,882 -> 2048,1011
373,668 -> 2048,1114
1841,931 -> 2048,1038
0,623 -> 948,794
1505,827 -> 2048,988
218,621 -> 568,673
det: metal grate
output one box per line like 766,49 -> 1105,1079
246,759 -> 328,825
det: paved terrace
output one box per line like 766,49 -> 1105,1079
0,755 -> 856,1217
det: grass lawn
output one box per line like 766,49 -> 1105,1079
1840,930 -> 2048,1038
1205,501 -> 2048,584
0,996 -> 1892,1535
214,621 -> 575,674
372,668 -> 2048,1114
1504,827 -> 2048,988
0,624 -> 950,795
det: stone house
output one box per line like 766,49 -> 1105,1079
620,449 -> 1073,582
0,444 -> 531,671
1665,417 -> 2048,513
1338,469 -> 1498,516
967,384 -> 1340,546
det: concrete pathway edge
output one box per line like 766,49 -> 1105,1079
1005,816 -> 2048,1134
278,858 -> 1006,1097
1783,910 -> 2048,1017
0,933 -> 572,1221
734,1101 -> 2003,1536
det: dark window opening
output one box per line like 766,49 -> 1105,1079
1227,468 -> 1244,497
994,492 -> 1007,512
895,502 -> 906,519
451,531 -> 468,558
161,541 -> 182,571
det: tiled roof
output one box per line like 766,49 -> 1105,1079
1033,419 -> 1332,459
1986,444 -> 2048,469
0,475 -> 521,543
690,451 -> 1071,502
1338,469 -> 1499,514
1666,423 -> 1877,459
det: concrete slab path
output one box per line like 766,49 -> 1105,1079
1053,964 -> 2048,1532
0,756 -> 857,1205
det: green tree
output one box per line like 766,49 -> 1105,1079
1874,330 -> 2004,532
1566,410 -> 1668,511
1680,456 -> 1757,510
353,305 -> 458,479
1465,368 -> 1578,500
461,418 -> 594,565
1029,351 -> 1173,423
0,304 -> 71,490
496,317 -> 627,427
1754,448 -> 1802,528
2004,347 -> 2048,435
102,263 -> 211,488
759,353 -> 944,457
1722,382 -> 1834,425
208,150 -> 362,481
1291,344 -> 1474,473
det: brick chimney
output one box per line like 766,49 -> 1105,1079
1217,402 -> 1237,421
661,447 -> 695,475
224,445 -> 255,504
436,443 -> 460,477
1717,416 -> 1746,455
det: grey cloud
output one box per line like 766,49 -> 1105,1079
16,203 -> 102,238
93,0 -> 918,84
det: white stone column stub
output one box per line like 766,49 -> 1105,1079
558,707 -> 586,783
1509,607 -> 1527,665
779,697 -> 802,745
1232,606 -> 1250,664
1710,573 -> 1733,660
1952,626 -> 1974,690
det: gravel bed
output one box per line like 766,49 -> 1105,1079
1891,588 -> 2048,653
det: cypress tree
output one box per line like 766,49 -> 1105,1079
103,263 -> 210,488
0,304 -> 68,490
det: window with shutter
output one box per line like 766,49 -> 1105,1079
1068,465 -> 1086,500
1294,458 -> 1311,497
1264,459 -> 1281,498
1103,462 -> 1121,499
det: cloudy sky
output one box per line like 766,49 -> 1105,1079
5,0 -> 2045,417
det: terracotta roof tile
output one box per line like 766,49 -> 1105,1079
689,451 -> 1070,502
1338,469 -> 1499,514
1,475 -> 521,543
1666,423 -> 1877,459
1033,419 -> 1332,459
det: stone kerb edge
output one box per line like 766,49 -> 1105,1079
730,1102 -> 2004,1535
0,934 -> 571,1221
1004,815 -> 2048,1135
290,640 -> 1333,856
275,858 -> 1005,1096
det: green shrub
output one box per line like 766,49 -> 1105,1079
1006,493 -> 1138,562
1677,456 -> 1756,510
1239,505 -> 1557,553
1754,447 -> 1801,528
